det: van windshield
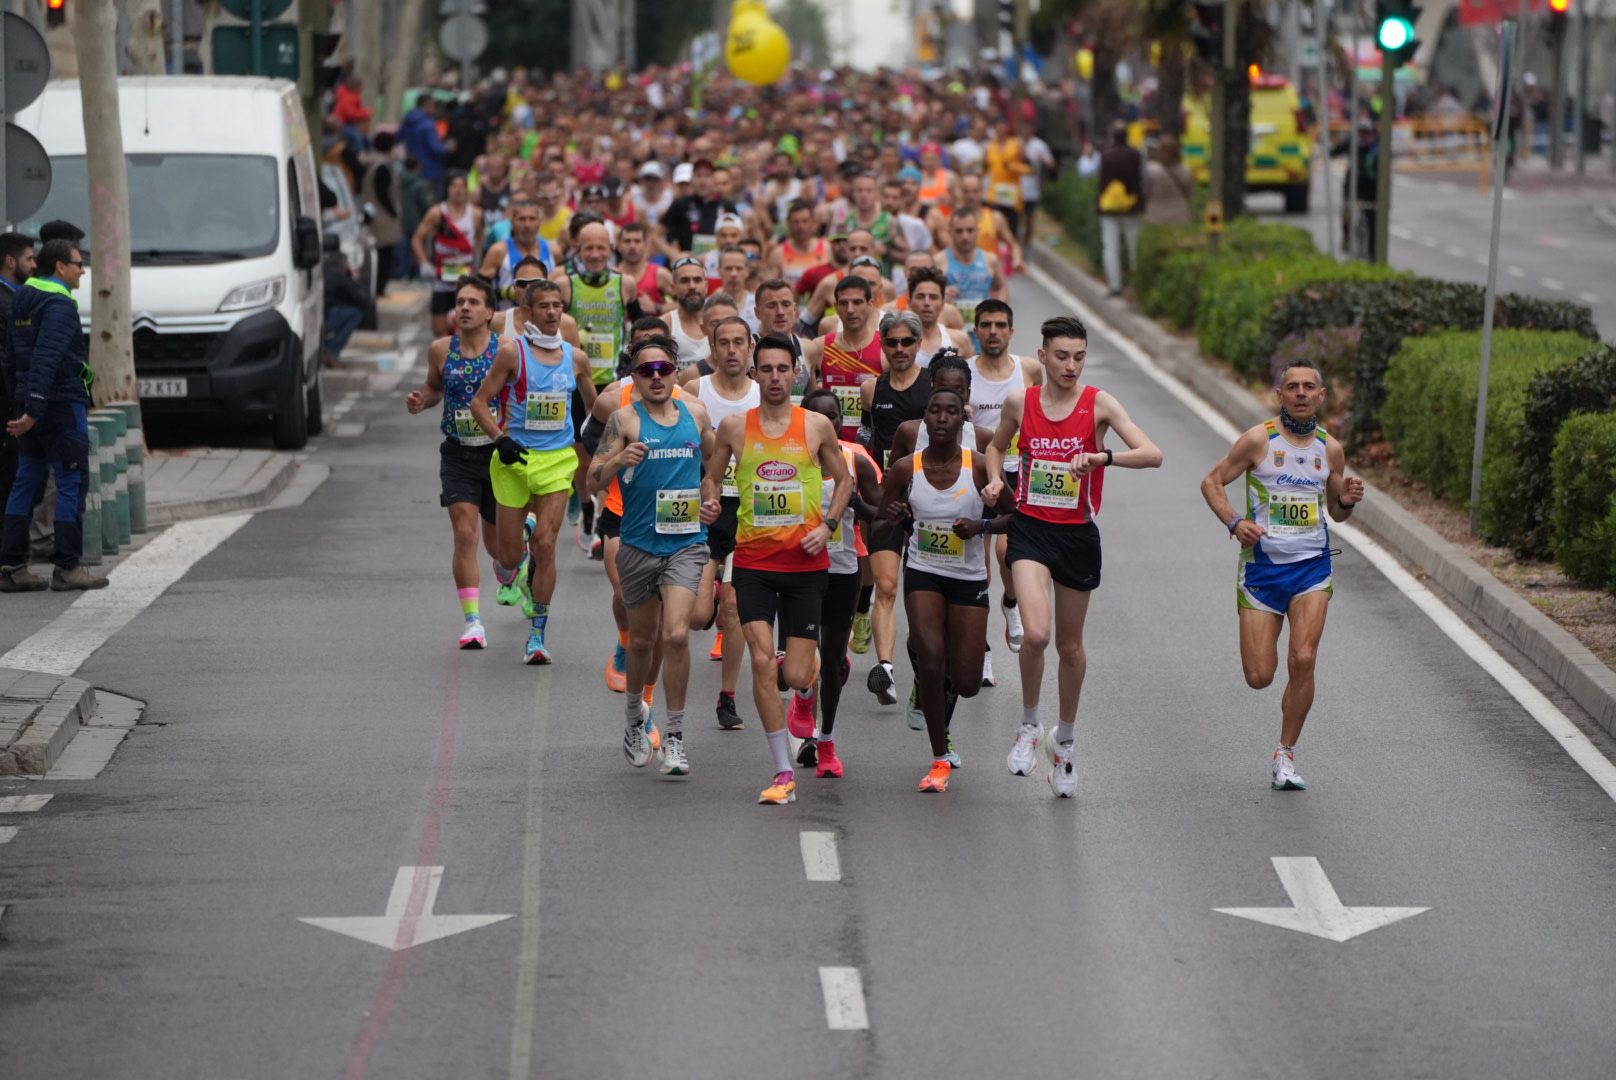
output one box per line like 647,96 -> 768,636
18,154 -> 280,265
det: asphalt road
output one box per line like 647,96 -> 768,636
3,268 -> 1616,1080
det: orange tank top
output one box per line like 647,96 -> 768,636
734,407 -> 827,572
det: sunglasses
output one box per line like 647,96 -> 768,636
64,260 -> 85,268
672,256 -> 702,271
513,276 -> 545,289
850,256 -> 881,269
883,335 -> 918,348
634,360 -> 676,378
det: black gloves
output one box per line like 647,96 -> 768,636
495,435 -> 528,466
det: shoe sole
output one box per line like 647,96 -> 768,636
1271,779 -> 1307,790
459,639 -> 486,650
717,717 -> 743,730
51,581 -> 108,591
817,768 -> 843,779
758,790 -> 797,804
660,762 -> 689,776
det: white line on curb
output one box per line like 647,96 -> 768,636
0,794 -> 53,812
800,831 -> 842,882
819,966 -> 869,1030
1023,262 -> 1616,804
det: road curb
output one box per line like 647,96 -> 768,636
147,454 -> 300,527
1028,241 -> 1616,740
0,668 -> 97,776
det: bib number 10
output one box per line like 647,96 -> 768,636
752,481 -> 804,528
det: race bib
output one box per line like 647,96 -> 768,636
1267,492 -> 1322,538
453,408 -> 491,446
583,331 -> 617,374
990,182 -> 1020,206
655,488 -> 701,535
752,480 -> 803,528
524,392 -> 568,432
438,262 -> 471,283
721,460 -> 739,498
914,519 -> 965,563
827,518 -> 846,553
692,233 -> 718,257
1026,457 -> 1080,508
832,384 -> 863,428
956,299 -> 979,326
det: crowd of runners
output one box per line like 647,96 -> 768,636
400,66 -> 1363,802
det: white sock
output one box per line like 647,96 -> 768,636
767,728 -> 793,773
626,696 -> 644,728
1056,721 -> 1074,746
1022,706 -> 1040,729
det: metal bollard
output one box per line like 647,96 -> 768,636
81,423 -> 102,567
98,410 -> 132,546
113,401 -> 146,534
89,414 -> 118,556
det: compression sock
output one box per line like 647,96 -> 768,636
766,728 -> 793,773
856,584 -> 874,615
582,499 -> 595,534
626,694 -> 644,727
530,603 -> 549,635
458,587 -> 479,619
618,629 -> 630,649
642,680 -> 656,707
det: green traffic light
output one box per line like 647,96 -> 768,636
1378,15 -> 1414,51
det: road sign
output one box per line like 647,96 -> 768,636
219,0 -> 294,19
439,14 -> 488,63
211,24 -> 299,79
299,866 -> 512,951
1215,857 -> 1429,942
5,122 -> 52,222
3,12 -> 51,114
1299,38 -> 1322,68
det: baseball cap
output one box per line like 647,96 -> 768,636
581,184 -> 606,201
898,165 -> 924,183
716,213 -> 745,232
672,162 -> 694,184
602,176 -> 624,198
637,161 -> 664,179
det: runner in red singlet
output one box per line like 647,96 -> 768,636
803,276 -> 884,443
615,221 -> 670,312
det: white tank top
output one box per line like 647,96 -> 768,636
821,445 -> 862,576
967,354 -> 1025,433
667,313 -> 710,370
904,448 -> 986,581
698,374 -> 759,497
1243,422 -> 1331,565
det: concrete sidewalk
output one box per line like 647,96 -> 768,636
0,667 -> 95,775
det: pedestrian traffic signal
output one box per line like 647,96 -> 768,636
1374,0 -> 1420,68
1188,2 -> 1225,65
1546,0 -> 1570,43
46,0 -> 66,28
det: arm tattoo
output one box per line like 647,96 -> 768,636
590,413 -> 622,486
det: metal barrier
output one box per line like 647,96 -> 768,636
1392,117 -> 1492,189
82,424 -> 102,567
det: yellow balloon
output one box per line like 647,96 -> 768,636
727,15 -> 791,86
1076,48 -> 1094,81
731,0 -> 769,17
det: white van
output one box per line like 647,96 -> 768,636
15,76 -> 326,448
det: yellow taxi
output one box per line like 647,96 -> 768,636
1181,73 -> 1313,213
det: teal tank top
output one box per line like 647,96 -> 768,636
619,399 -> 707,556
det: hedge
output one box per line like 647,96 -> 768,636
1042,170 -> 1102,271
1265,278 -> 1600,441
1515,345 -> 1616,557
1268,325 -> 1361,426
1196,255 -> 1403,378
1382,329 -> 1593,547
1550,412 -> 1616,591
1143,248 -> 1210,328
1135,219 -> 1315,327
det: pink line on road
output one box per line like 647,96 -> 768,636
341,654 -> 463,1080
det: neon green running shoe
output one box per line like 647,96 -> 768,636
850,611 -> 872,654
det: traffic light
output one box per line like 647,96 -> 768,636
1375,0 -> 1421,68
311,31 -> 342,93
1546,0 -> 1569,44
46,0 -> 66,28
1188,1 -> 1225,65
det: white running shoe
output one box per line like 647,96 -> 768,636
1271,748 -> 1307,790
623,720 -> 652,768
905,684 -> 925,731
1007,723 -> 1042,776
659,735 -> 689,776
980,651 -> 996,687
458,618 -> 486,650
1003,601 -> 1024,653
1048,739 -> 1077,798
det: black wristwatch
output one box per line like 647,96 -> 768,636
1104,448 -> 1114,467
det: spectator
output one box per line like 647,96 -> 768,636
1096,121 -> 1145,296
19,223 -> 77,559
1,238 -> 107,592
0,232 -> 35,516
330,71 -> 373,150
320,235 -> 367,369
1143,136 -> 1195,226
399,94 -> 450,193
397,155 -> 437,279
360,131 -> 403,295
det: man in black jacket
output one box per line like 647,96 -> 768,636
0,231 -> 35,518
1,238 -> 107,591
1096,121 -> 1145,297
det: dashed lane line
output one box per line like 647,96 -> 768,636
819,967 -> 870,1031
1542,278 -> 1565,291
800,831 -> 842,882
0,794 -> 53,812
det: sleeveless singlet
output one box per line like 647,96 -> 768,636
439,332 -> 500,446
819,331 -> 884,440
619,400 -> 707,556
697,374 -> 760,498
944,247 -> 993,326
734,407 -> 827,573
1014,385 -> 1105,525
918,168 -> 951,209
667,313 -> 711,371
633,263 -> 664,310
780,238 -> 827,288
495,237 -> 554,309
905,448 -> 987,581
1243,421 -> 1331,566
605,381 -> 685,516
500,338 -> 578,452
821,444 -> 868,576
432,203 -> 478,291
870,369 -> 932,469
568,270 -> 626,387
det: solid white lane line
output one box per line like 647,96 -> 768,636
1419,236 -> 1439,248
1507,265 -> 1526,278
0,514 -> 251,677
1542,278 -> 1565,291
819,966 -> 870,1030
1023,262 -> 1616,804
800,830 -> 842,882
1390,225 -> 1414,241
0,826 -> 17,843
0,794 -> 53,812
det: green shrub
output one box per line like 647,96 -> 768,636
1265,278 -> 1599,440
1382,329 -> 1592,546
1196,255 -> 1402,378
1134,223 -> 1202,301
1550,412 -> 1616,590
1135,219 -> 1315,324
1268,325 -> 1362,427
1142,248 -> 1209,328
1222,217 -> 1317,260
1515,345 -> 1616,557
1043,170 -> 1102,270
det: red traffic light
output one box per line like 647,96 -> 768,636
1548,0 -> 1570,11
47,0 -> 65,8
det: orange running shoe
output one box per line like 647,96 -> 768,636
709,630 -> 724,662
605,645 -> 627,693
918,759 -> 952,793
758,770 -> 797,805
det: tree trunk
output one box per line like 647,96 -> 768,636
355,0 -> 383,121
1220,62 -> 1251,219
1153,39 -> 1187,136
380,0 -> 428,125
75,0 -> 137,408
126,0 -> 167,75
1089,38 -> 1122,142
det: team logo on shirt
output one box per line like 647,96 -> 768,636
1273,450 -> 1285,466
757,459 -> 798,482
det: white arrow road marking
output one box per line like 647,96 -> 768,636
819,966 -> 869,1030
800,831 -> 841,882
300,866 -> 512,951
1216,858 -> 1429,943
0,794 -> 52,812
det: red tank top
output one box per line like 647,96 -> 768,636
1014,385 -> 1104,525
820,331 -> 884,441
635,263 -> 663,309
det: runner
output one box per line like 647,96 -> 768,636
661,257 -> 712,372
771,200 -> 827,290
714,246 -> 760,332
943,209 -> 1005,343
554,221 -> 639,391
751,278 -> 818,401
702,334 -> 852,805
404,276 -> 505,650
532,172 -> 573,257
905,267 -> 974,362
468,279 -> 599,664
590,335 -> 716,776
789,388 -> 883,779
693,316 -> 760,730
1198,359 -> 1363,790
479,197 -> 554,309
967,299 -> 1043,653
616,221 -> 671,312
984,316 -> 1163,797
411,172 -> 485,338
810,276 -> 884,443
878,372 -> 1009,793
836,171 -> 907,273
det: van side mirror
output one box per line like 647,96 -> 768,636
294,216 -> 322,270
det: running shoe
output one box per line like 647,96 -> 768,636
716,691 -> 743,730
589,536 -> 605,561
943,731 -> 962,769
605,644 -> 628,693
905,683 -> 925,731
523,511 -> 537,542
574,522 -> 590,553
850,611 -> 872,654
787,686 -> 817,740
495,555 -> 528,607
458,618 -> 487,650
709,629 -> 725,661
816,739 -> 844,778
796,737 -> 819,769
1271,748 -> 1307,791
565,489 -> 582,526
758,770 -> 797,805
623,720 -> 652,768
918,759 -> 952,793
642,706 -> 661,752
981,650 -> 996,687
524,628 -> 552,665
867,662 -> 897,706
1007,723 -> 1042,776
1048,739 -> 1077,798
1003,599 -> 1024,653
659,734 -> 688,776
775,650 -> 789,692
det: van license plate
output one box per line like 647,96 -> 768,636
138,378 -> 188,398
